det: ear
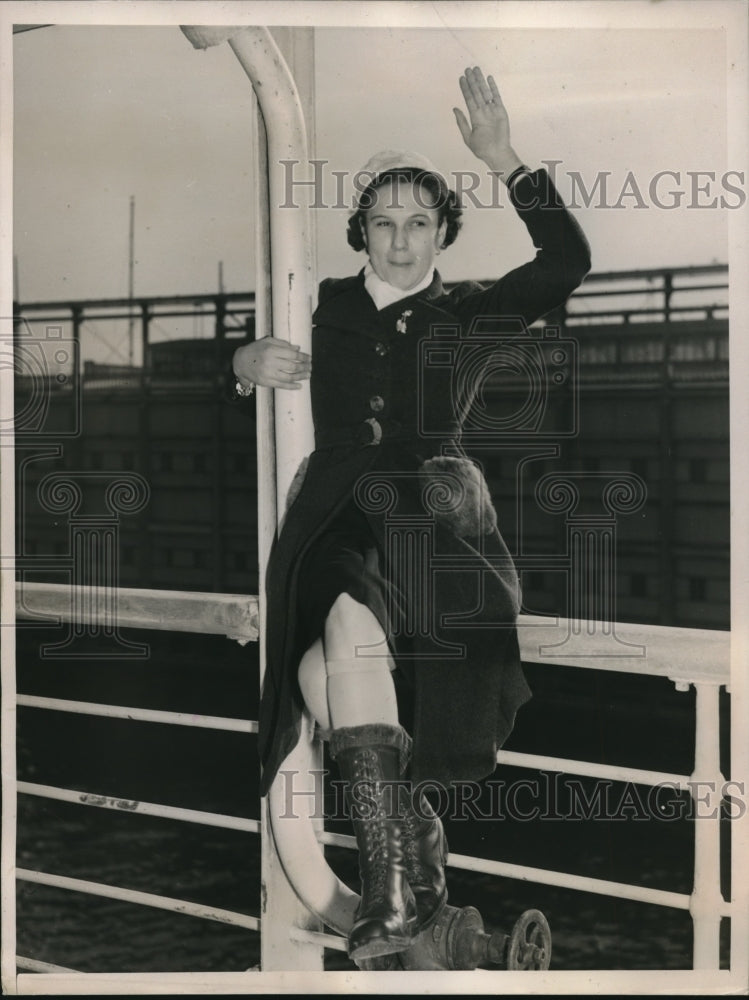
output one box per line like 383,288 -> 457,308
359,216 -> 368,250
436,219 -> 448,250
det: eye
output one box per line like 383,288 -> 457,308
375,220 -> 392,228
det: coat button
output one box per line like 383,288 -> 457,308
369,395 -> 385,412
374,342 -> 388,357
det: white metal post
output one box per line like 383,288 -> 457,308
254,83 -> 324,976
251,34 -> 325,971
218,26 -> 358,948
226,27 -> 316,489
689,681 -> 725,969
0,12 -> 17,988
181,23 -> 326,970
0,243 -> 18,999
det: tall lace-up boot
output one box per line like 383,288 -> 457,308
329,724 -> 417,960
400,785 -> 449,930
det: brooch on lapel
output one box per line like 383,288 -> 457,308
395,309 -> 413,335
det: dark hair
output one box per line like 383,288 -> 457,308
346,168 -> 463,252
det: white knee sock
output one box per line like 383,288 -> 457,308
297,642 -> 399,730
325,656 -> 399,729
298,594 -> 400,731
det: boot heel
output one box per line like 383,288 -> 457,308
349,930 -> 412,961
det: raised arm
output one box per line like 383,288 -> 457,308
452,67 -> 591,326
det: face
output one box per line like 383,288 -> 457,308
362,179 -> 447,290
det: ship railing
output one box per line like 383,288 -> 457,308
13,581 -> 731,976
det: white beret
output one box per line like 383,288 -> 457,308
352,149 -> 445,210
357,148 -> 442,179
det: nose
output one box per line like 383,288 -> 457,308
391,226 -> 408,251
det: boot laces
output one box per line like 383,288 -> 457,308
352,749 -> 397,889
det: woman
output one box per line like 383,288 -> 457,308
231,67 -> 591,962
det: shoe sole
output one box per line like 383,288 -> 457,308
349,935 -> 413,961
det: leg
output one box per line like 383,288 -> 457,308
324,593 -> 398,728
325,593 -> 450,933
297,592 -> 415,960
297,593 -> 398,731
296,593 -> 446,957
297,638 -> 331,731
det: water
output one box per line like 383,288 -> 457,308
14,626 -> 731,973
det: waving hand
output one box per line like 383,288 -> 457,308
454,67 -> 523,176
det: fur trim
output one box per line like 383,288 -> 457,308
330,724 -> 413,773
285,455 -> 309,513
418,456 -> 498,537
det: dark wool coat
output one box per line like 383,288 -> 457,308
257,168 -> 591,796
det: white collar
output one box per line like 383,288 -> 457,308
363,261 -> 435,311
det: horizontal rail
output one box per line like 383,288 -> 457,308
496,750 -> 691,789
564,308 -> 725,322
564,317 -> 727,332
80,308 -> 250,322
570,281 -> 728,299
290,929 -> 348,953
16,582 -> 258,644
18,781 -> 260,835
16,869 -> 260,931
318,831 -> 731,916
16,694 -> 257,734
14,585 -> 730,685
33,298 -> 728,325
515,614 -> 729,686
568,264 -> 727,283
16,290 -> 256,312
16,957 -> 81,975
444,853 -> 729,914
15,266 -> 726,314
